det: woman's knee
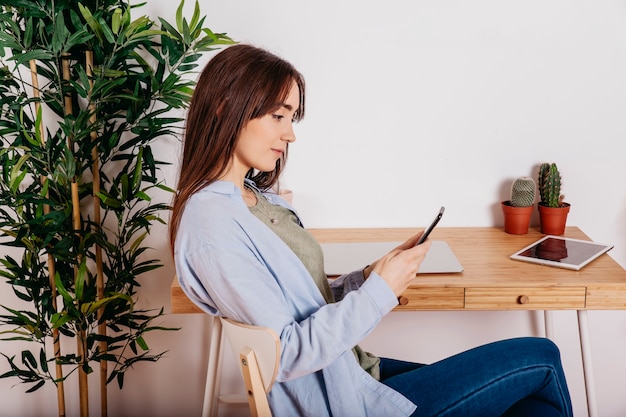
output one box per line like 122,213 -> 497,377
517,337 -> 562,365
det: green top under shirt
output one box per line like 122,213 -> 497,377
248,187 -> 381,380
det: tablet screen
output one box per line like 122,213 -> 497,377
510,236 -> 613,270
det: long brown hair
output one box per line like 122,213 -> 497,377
169,44 -> 306,251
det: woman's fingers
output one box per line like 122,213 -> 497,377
393,231 -> 428,251
373,240 -> 432,297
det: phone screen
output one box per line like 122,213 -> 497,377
416,206 -> 445,245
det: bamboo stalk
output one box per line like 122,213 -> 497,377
29,59 -> 66,417
62,53 -> 89,417
86,50 -> 108,417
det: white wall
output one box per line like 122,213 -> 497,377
1,1 -> 626,416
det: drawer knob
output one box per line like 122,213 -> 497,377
398,296 -> 409,305
517,295 -> 530,304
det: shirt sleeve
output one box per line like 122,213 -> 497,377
328,269 -> 367,301
181,242 -> 399,382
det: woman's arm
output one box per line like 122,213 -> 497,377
181,242 -> 398,382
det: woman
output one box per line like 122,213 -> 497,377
170,44 -> 573,417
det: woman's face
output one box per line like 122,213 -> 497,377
232,81 -> 300,175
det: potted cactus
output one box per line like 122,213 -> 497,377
501,176 -> 536,234
537,162 -> 570,235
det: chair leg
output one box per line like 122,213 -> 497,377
201,316 -> 223,417
239,347 -> 272,417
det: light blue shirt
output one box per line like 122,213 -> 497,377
174,180 -> 417,416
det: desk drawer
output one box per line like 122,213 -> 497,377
465,287 -> 586,310
395,287 -> 465,310
586,286 -> 626,309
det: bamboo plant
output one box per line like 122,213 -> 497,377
0,1 -> 233,416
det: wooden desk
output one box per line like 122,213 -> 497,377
171,226 -> 626,417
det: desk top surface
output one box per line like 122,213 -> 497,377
307,226 -> 626,288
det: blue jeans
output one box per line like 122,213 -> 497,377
380,337 -> 572,417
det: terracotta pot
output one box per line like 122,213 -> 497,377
538,203 -> 570,235
501,201 -> 533,235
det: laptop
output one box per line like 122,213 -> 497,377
321,240 -> 464,276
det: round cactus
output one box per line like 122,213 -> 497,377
510,176 -> 536,207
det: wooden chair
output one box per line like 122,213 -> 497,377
220,317 -> 281,417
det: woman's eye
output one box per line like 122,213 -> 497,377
272,114 -> 284,121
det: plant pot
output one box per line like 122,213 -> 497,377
538,203 -> 571,235
501,201 -> 533,235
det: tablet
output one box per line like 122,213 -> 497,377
510,236 -> 614,270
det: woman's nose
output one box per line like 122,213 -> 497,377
282,123 -> 296,142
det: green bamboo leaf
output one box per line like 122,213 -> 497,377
175,0 -> 185,33
182,18 -> 191,45
189,15 -> 206,40
12,288 -> 32,302
34,102 -> 43,144
112,8 -> 123,35
1,306 -> 36,331
129,232 -> 147,254
0,32 -> 22,51
74,65 -> 90,99
136,336 -> 148,351
158,19 -> 181,42
178,63 -> 199,72
97,16 -> 116,44
51,12 -> 70,54
65,28 -> 94,51
50,312 -> 73,329
94,189 -> 122,208
124,15 -> 152,38
120,173 -> 129,201
54,272 -> 74,304
39,348 -> 48,373
25,380 -> 45,393
10,50 -> 54,66
122,5 -> 132,29
75,258 -> 87,302
131,147 -> 143,193
9,154 -> 30,193
129,29 -> 166,41
69,9 -> 84,33
135,190 -> 150,201
22,350 -> 37,369
80,293 -> 133,316
78,3 -> 104,43
24,17 -> 33,49
190,1 -> 201,33
64,147 -> 76,179
116,372 -> 124,389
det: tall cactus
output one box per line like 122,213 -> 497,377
510,177 -> 536,207
538,162 -> 563,207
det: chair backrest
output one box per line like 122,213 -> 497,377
220,317 -> 281,417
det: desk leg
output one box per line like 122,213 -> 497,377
202,316 -> 223,417
544,310 -> 554,339
578,310 -> 598,417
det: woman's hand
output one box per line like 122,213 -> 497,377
364,233 -> 432,298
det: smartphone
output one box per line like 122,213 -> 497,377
416,206 -> 445,245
